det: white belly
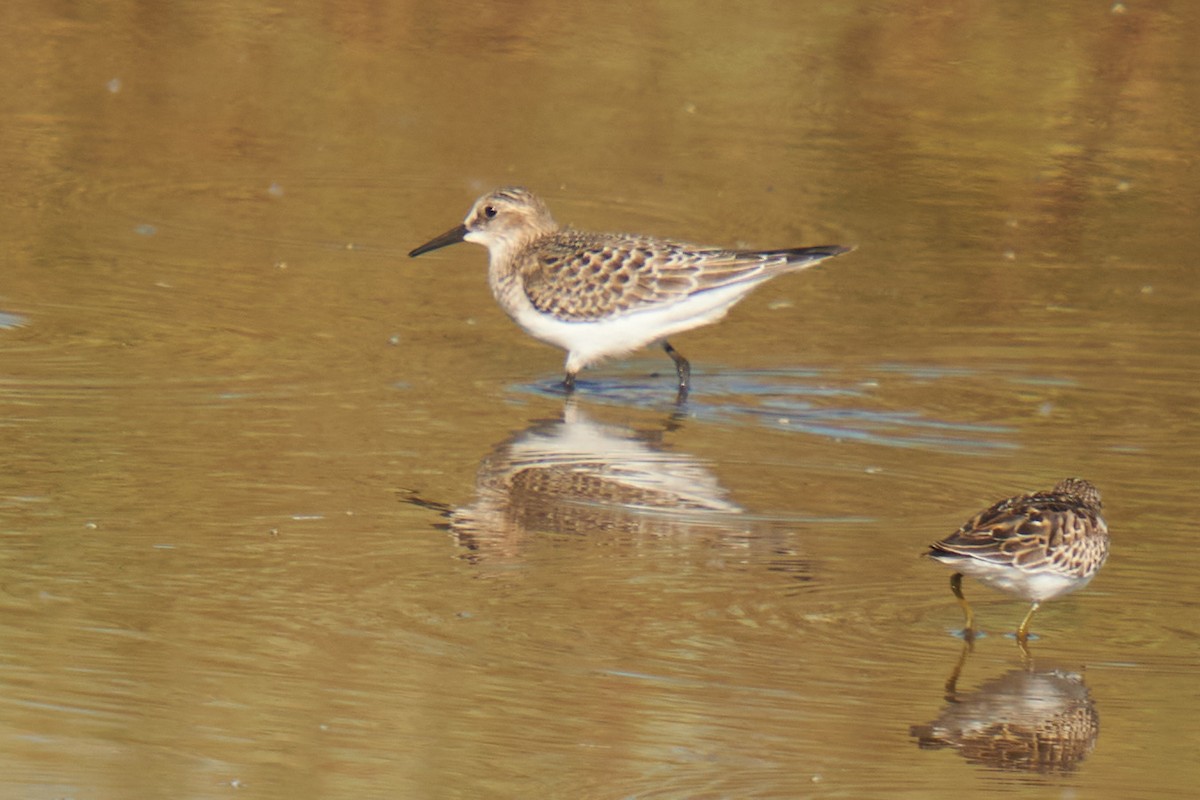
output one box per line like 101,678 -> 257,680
508,281 -> 764,373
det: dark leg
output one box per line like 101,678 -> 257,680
950,572 -> 976,641
563,372 -> 576,393
662,341 -> 691,393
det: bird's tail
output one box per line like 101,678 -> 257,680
754,244 -> 855,266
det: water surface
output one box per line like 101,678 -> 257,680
1,1 -> 1198,798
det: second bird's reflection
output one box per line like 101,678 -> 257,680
910,642 -> 1100,774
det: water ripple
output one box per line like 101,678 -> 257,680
518,364 -> 1020,454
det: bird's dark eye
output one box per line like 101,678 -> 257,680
483,205 -> 497,219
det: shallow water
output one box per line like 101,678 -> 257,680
2,1 -> 1199,798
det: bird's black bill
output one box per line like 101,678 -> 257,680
408,223 -> 468,257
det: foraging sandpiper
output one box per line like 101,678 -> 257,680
925,478 -> 1108,644
409,187 -> 851,397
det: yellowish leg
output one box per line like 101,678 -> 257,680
1017,634 -> 1033,666
950,572 -> 975,639
944,638 -> 973,700
1017,601 -> 1041,644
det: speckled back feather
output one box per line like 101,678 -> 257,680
516,230 -> 845,322
929,478 -> 1109,579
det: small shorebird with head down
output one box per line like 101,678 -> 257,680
924,478 -> 1109,645
408,187 -> 851,398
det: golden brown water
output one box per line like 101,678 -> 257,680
2,1 -> 1198,797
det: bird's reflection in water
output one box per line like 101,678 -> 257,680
910,643 -> 1100,774
409,400 -> 805,572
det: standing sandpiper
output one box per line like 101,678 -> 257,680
924,478 -> 1109,644
408,187 -> 851,397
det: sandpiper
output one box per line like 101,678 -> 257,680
924,478 -> 1109,644
408,187 -> 851,396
